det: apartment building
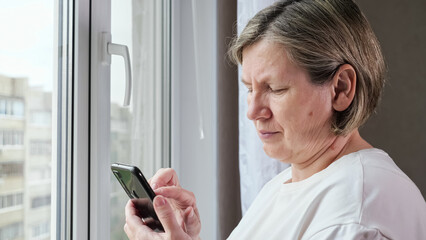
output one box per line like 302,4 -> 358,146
0,75 -> 26,240
0,75 -> 52,240
24,87 -> 52,240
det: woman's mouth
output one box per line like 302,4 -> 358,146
258,130 -> 279,140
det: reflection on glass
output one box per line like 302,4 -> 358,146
110,0 -> 166,238
0,0 -> 56,239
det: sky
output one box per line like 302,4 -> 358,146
0,0 -> 54,91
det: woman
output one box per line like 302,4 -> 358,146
124,0 -> 426,239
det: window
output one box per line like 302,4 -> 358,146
0,130 -> 24,147
0,99 -> 6,115
29,111 -> 51,126
12,100 -> 24,117
0,192 -> 23,210
30,195 -> 51,209
0,162 -> 24,178
0,0 -> 70,239
105,0 -> 171,238
3,0 -> 171,238
29,167 -> 51,182
0,222 -> 23,240
29,140 -> 51,155
31,221 -> 50,238
0,97 -> 24,118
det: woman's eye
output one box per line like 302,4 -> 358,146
268,87 -> 287,94
247,88 -> 253,93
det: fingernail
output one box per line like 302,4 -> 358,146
188,208 -> 194,218
155,196 -> 166,207
152,183 -> 158,190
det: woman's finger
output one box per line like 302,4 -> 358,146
124,223 -> 131,238
149,168 -> 180,190
154,186 -> 200,218
125,202 -> 160,240
125,199 -> 141,219
184,207 -> 202,238
125,210 -> 144,230
153,195 -> 184,236
154,186 -> 196,206
131,198 -> 156,219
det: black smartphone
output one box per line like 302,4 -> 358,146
111,163 -> 164,231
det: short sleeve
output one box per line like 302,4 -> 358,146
307,224 -> 389,240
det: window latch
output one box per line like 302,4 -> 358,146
101,32 -> 132,107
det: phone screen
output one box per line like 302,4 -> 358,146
111,163 -> 164,231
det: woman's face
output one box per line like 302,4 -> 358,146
241,40 -> 335,163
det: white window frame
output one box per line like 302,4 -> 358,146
71,0 -> 172,239
52,0 -> 74,239
72,0 -> 90,239
89,0 -> 111,239
71,0 -> 227,239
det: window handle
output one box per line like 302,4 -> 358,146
101,32 -> 132,107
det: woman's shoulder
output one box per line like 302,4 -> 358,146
355,148 -> 422,197
348,148 -> 426,239
300,148 -> 426,239
333,148 -> 424,210
334,148 -> 413,185
356,148 -> 410,179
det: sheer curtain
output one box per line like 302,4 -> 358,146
237,0 -> 290,215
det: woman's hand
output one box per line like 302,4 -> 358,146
124,168 -> 201,240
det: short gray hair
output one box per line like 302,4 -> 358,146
229,0 -> 386,135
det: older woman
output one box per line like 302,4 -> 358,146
124,0 -> 426,239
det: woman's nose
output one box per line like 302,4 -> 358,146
246,93 -> 272,121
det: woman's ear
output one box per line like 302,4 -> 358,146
331,64 -> 357,112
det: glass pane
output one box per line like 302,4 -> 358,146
110,0 -> 167,238
0,0 -> 62,239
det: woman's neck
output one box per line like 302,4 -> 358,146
288,130 -> 372,183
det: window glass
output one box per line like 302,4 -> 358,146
109,0 -> 168,238
31,221 -> 50,238
0,100 -> 6,115
13,100 -> 24,117
0,163 -> 24,178
31,195 -> 51,209
30,111 -> 51,126
0,0 -> 60,239
6,101 -> 13,116
0,222 -> 23,240
0,193 -> 23,210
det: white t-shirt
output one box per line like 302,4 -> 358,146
228,148 -> 426,239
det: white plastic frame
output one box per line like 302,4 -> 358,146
72,0 -> 90,239
88,0 -> 171,239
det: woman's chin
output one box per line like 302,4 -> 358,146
263,144 -> 292,163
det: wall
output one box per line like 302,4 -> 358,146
171,0 -> 218,239
357,0 -> 426,198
